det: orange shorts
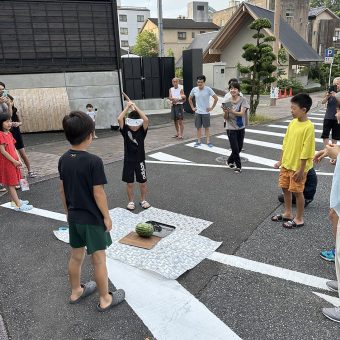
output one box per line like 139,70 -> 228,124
278,167 -> 307,193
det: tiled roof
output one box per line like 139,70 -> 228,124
147,18 -> 219,30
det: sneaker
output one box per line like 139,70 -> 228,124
11,200 -> 29,207
304,199 -> 313,207
14,203 -> 33,212
207,143 -> 213,148
28,171 -> 37,178
320,249 -> 335,262
226,162 -> 236,169
326,280 -> 338,292
234,168 -> 242,174
194,142 -> 201,147
322,307 -> 340,323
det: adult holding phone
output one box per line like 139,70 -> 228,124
321,77 -> 340,164
223,82 -> 249,174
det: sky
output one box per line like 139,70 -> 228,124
120,0 -> 228,18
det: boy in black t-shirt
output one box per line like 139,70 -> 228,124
58,111 -> 125,312
117,101 -> 150,210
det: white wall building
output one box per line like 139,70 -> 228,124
117,4 -> 150,51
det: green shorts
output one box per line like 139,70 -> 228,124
69,223 -> 112,255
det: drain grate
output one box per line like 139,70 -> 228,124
216,155 -> 248,164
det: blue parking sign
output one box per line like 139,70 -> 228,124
325,48 -> 335,57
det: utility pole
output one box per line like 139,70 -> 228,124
157,0 -> 164,57
270,0 -> 281,106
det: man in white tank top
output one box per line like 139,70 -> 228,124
169,78 -> 186,139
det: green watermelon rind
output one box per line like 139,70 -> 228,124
135,223 -> 154,238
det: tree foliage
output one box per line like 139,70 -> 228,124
238,18 -> 277,116
309,0 -> 340,16
133,31 -> 158,57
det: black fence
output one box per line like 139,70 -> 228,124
0,0 -> 120,74
121,57 -> 175,100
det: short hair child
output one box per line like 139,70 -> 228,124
58,110 -> 125,311
117,101 -> 150,210
272,93 -> 315,229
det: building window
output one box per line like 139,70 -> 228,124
335,29 -> 340,41
285,9 -> 294,18
197,5 -> 204,10
137,15 -> 144,22
121,40 -> 129,47
119,14 -> 127,22
192,32 -> 195,38
120,27 -> 128,35
178,32 -> 186,40
200,31 -> 206,34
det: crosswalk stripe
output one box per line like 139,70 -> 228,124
308,117 -> 324,121
186,142 -> 276,167
285,120 -> 323,126
148,152 -> 192,163
217,135 -> 282,150
310,113 -> 325,117
246,128 -> 324,143
268,124 -> 323,134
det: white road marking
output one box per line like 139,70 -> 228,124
310,113 -> 325,117
313,292 -> 340,307
106,258 -> 241,340
145,160 -> 334,176
268,124 -> 323,134
217,135 -> 282,150
319,109 -> 326,112
0,202 -> 67,221
148,151 -> 192,163
285,120 -> 323,126
186,142 -> 276,167
246,129 -> 285,137
208,252 -> 331,291
308,117 -> 324,121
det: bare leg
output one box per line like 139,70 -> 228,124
197,128 -> 202,143
92,250 -> 112,308
18,148 -> 31,172
330,209 -> 339,238
174,120 -> 179,136
7,186 -> 20,207
282,188 -> 293,219
294,192 -> 305,224
140,182 -> 147,202
205,127 -> 210,144
69,247 -> 86,301
179,119 -> 184,137
127,183 -> 134,202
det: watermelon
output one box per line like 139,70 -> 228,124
135,223 -> 154,238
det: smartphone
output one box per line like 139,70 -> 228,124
328,85 -> 337,93
1,90 -> 8,97
222,102 -> 233,109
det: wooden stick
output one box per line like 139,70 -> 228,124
122,92 -> 131,102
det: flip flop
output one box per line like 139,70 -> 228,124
271,214 -> 292,222
69,281 -> 97,304
126,202 -> 135,210
97,289 -> 125,312
172,135 -> 178,138
140,200 -> 151,209
282,220 -> 304,229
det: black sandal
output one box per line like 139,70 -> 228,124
271,214 -> 292,222
282,220 -> 304,229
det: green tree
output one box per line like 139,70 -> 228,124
238,18 -> 277,116
309,1 -> 340,16
133,31 -> 158,57
167,48 -> 174,57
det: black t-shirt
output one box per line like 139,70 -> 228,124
58,150 -> 107,226
325,96 -> 338,120
120,122 -> 147,162
11,107 -> 21,135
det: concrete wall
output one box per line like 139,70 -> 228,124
187,1 -> 210,22
1,71 -> 122,131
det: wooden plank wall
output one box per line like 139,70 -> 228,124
9,88 -> 70,133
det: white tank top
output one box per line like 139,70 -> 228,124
170,86 -> 184,104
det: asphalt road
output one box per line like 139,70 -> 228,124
0,112 -> 339,340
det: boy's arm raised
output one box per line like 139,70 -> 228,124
93,185 -> 112,232
132,103 -> 149,130
117,102 -> 132,129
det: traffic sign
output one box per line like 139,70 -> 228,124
325,48 -> 335,58
324,57 -> 334,64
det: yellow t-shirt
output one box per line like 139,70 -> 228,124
282,119 -> 315,172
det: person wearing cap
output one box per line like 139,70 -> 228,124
117,101 -> 150,211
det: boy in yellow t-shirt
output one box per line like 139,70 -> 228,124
272,93 -> 315,229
